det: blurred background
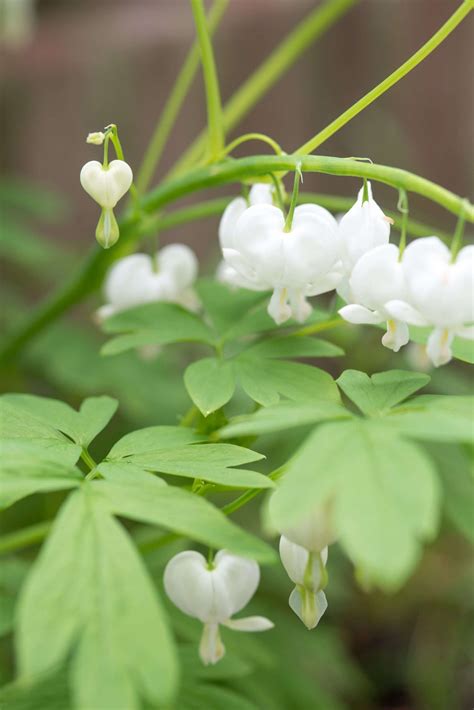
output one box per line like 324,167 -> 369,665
1,1 -> 473,709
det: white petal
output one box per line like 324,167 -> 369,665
163,551 -> 215,622
267,288 -> 292,325
349,243 -> 406,312
381,320 -> 410,352
279,536 -> 328,588
212,550 -> 261,618
218,197 -> 247,249
283,205 -> 339,286
233,204 -> 285,284
222,248 -> 269,289
80,160 -> 133,208
305,267 -> 344,297
339,304 -> 383,325
288,588 -> 328,630
279,504 -> 336,552
199,622 -> 225,665
102,254 -> 161,311
249,183 -> 274,205
222,616 -> 274,632
426,327 -> 455,367
158,244 -> 198,290
384,299 -> 428,326
288,289 -> 312,323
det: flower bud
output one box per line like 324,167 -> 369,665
279,502 -> 337,552
86,131 -> 106,145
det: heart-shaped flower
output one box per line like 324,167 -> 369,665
337,181 -> 391,300
278,502 -> 338,552
385,237 -> 474,366
164,550 -> 273,665
339,243 -> 409,352
96,244 -> 199,321
80,159 -> 133,208
222,202 -> 342,324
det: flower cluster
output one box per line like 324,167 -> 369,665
96,244 -> 199,322
219,180 -> 472,367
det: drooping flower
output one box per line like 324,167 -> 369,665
339,243 -> 410,352
217,183 -> 274,289
96,243 -> 199,321
337,181 -> 391,300
163,550 -> 273,665
279,536 -> 328,630
385,237 -> 474,366
80,159 -> 133,248
221,202 -> 342,325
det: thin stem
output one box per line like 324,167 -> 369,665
0,521 -> 52,555
180,404 -> 199,428
284,164 -> 302,231
136,0 -> 228,192
221,467 -> 285,516
169,0 -> 358,176
81,448 -> 97,471
451,201 -> 468,261
295,0 -> 473,156
221,132 -> 283,158
292,317 -> 343,338
269,174 -> 286,211
397,189 -> 409,258
190,0 -> 225,160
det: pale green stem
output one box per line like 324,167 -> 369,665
295,0 -> 473,156
284,164 -> 302,231
292,317 -> 343,338
136,0 -> 228,192
397,189 -> 409,258
220,132 -> 283,158
451,201 -> 468,261
169,0 -> 358,176
190,0 -> 225,160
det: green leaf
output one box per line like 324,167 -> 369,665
184,357 -> 236,415
237,357 -> 339,407
220,400 -> 350,438
0,668 -> 71,710
1,394 -> 117,447
95,477 -> 276,563
336,369 -> 430,415
196,278 -> 268,335
428,443 -> 474,543
180,683 -> 259,710
115,442 -> 273,489
0,558 -> 29,637
243,336 -> 343,359
17,487 -> 178,709
270,419 -> 440,589
108,425 -> 204,458
386,395 -> 474,443
101,302 -> 215,355
0,399 -> 76,454
0,440 -> 82,509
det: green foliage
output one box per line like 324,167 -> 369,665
184,357 -> 236,415
16,488 -> 178,709
336,369 -> 430,415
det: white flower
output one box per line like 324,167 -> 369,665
337,182 -> 391,300
279,537 -> 328,630
222,202 -> 342,325
385,237 -> 474,366
339,243 -> 410,352
80,160 -> 133,209
163,550 -> 273,665
96,244 -> 199,321
279,503 -> 337,552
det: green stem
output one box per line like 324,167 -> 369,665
136,0 -> 228,192
221,132 -> 283,158
295,0 -> 473,156
180,405 -> 199,428
1,155 -> 471,364
81,448 -> 97,471
284,164 -> 302,231
397,189 -> 409,258
221,467 -> 285,516
169,0 -> 358,176
190,0 -> 225,160
0,521 -> 52,555
292,317 -> 343,338
451,201 -> 468,261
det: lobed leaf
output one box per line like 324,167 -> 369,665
336,369 -> 431,416
184,357 -> 236,415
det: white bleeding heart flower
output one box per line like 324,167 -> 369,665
278,503 -> 337,552
163,550 -> 273,665
96,244 -> 199,321
337,181 -> 391,300
385,237 -> 474,366
80,159 -> 133,209
339,243 -> 409,352
279,537 -> 328,630
222,203 -> 342,325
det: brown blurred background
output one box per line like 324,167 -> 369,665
1,0 -> 473,267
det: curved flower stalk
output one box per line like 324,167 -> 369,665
221,201 -> 342,325
96,244 -> 199,321
277,503 -> 337,630
337,181 -> 391,300
164,550 -> 273,665
385,237 -> 474,366
80,159 -> 133,248
339,243 -> 410,352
